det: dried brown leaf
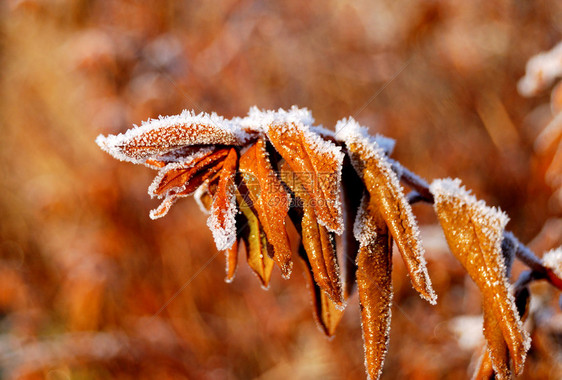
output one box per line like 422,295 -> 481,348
207,148 -> 239,250
149,148 -> 229,197
482,304 -> 511,379
148,148 -> 229,219
355,194 -> 393,380
239,139 -> 293,278
267,122 -> 344,234
431,178 -> 530,375
338,120 -> 436,304
236,190 -> 275,288
279,163 -> 344,306
96,111 -> 252,163
472,347 -> 496,380
298,246 -> 344,337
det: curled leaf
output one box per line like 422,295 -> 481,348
148,148 -> 229,219
431,178 -> 530,375
337,118 -> 436,304
267,121 -> 345,234
355,194 -> 393,380
239,139 -> 293,278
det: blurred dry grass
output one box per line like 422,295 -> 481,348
1,0 -> 562,379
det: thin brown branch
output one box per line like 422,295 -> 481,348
390,160 -> 434,203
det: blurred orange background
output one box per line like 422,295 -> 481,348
1,1 -> 561,379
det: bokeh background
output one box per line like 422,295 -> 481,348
1,1 -> 562,379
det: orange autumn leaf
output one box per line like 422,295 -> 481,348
267,121 -> 345,235
207,148 -> 239,251
279,162 -> 344,306
96,111 -> 253,164
472,347 -> 496,380
431,178 -> 530,375
337,118 -> 436,304
236,190 -> 275,288
147,148 -> 230,220
298,246 -> 344,337
149,148 -> 229,197
481,304 -> 511,379
354,194 -> 393,380
239,138 -> 293,278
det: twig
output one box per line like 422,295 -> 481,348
390,160 -> 434,203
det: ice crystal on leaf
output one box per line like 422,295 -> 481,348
96,106 -> 558,380
96,110 -> 252,164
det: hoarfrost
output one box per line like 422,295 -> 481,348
147,148 -> 214,199
240,105 -> 314,132
430,178 -> 510,239
194,181 -> 212,214
207,186 -> 238,251
266,119 -> 345,235
353,194 -> 377,248
543,247 -> 562,279
96,110 -> 251,164
335,117 -> 396,156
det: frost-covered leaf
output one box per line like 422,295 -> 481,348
337,117 -> 436,304
279,162 -> 344,306
148,148 -> 227,198
207,148 -> 239,251
472,348 -> 495,380
354,194 -> 393,380
267,121 -> 345,235
96,110 -> 253,164
298,246 -> 344,337
239,139 -> 293,278
482,304 -> 511,379
431,178 -> 530,375
148,148 -> 228,219
236,190 -> 275,288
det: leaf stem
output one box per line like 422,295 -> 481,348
390,160 -> 434,203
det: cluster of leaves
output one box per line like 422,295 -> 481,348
97,107 -> 562,379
